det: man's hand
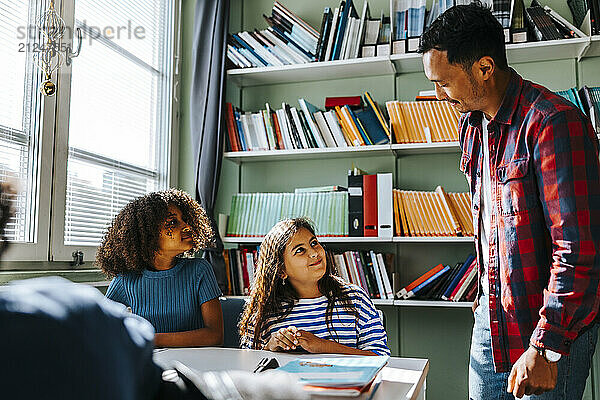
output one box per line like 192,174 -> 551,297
296,330 -> 327,353
265,326 -> 300,351
507,346 -> 558,398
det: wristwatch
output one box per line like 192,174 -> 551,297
531,344 -> 562,363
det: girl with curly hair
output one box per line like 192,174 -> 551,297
238,218 -> 389,356
97,189 -> 223,347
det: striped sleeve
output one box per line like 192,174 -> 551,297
195,259 -> 222,304
105,276 -> 128,307
350,285 -> 390,356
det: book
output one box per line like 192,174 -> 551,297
348,172 -> 364,237
363,174 -> 378,237
377,173 -> 393,239
325,95 -> 363,109
397,263 -> 444,298
277,356 -> 389,388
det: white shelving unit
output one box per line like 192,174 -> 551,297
227,37 -> 595,86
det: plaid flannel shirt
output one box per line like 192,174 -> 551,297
459,68 -> 600,372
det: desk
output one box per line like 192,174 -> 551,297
154,348 -> 429,400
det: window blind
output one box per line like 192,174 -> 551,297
64,0 -> 174,246
0,0 -> 44,243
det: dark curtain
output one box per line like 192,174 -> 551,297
190,0 -> 229,291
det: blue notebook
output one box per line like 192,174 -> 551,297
277,356 -> 389,387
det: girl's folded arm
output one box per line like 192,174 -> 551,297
154,298 -> 223,347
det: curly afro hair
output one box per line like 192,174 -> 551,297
95,189 -> 215,277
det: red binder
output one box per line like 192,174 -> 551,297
363,174 -> 378,237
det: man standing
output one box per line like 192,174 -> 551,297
419,3 -> 600,399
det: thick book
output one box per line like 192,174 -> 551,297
277,356 -> 389,388
348,172 -> 364,237
376,173 -> 393,238
363,174 -> 378,237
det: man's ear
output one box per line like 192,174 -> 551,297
478,56 -> 495,80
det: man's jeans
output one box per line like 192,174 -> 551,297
469,293 -> 599,400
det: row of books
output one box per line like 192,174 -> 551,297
227,2 -> 319,68
385,100 -> 461,143
397,254 -> 477,301
556,85 -> 600,133
223,246 -> 394,300
225,92 -> 390,152
569,0 -> 600,36
394,187 -> 473,237
226,191 -> 349,237
223,247 -> 257,296
226,0 -> 585,70
331,250 -> 395,299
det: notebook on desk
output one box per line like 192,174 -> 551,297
278,355 -> 388,390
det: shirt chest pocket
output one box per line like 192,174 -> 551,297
496,157 -> 539,216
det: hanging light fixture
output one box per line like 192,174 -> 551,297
34,0 -> 65,96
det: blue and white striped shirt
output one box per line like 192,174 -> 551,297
241,284 -> 390,356
105,258 -> 221,333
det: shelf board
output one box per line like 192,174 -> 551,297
506,37 -> 590,65
587,36 -> 600,58
223,145 -> 393,163
220,296 -> 467,308
389,52 -> 424,73
391,141 -> 460,154
227,56 -> 395,87
224,236 -> 474,244
394,300 -> 473,308
372,299 -> 395,306
223,236 -> 394,244
393,236 -> 474,243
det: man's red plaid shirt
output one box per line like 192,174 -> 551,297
459,69 -> 600,372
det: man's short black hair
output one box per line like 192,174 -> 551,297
418,1 -> 508,71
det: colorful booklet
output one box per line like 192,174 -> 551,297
277,356 -> 389,387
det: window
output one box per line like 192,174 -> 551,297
1,0 -> 180,262
0,0 -> 45,244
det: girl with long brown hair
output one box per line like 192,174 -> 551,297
239,218 -> 389,355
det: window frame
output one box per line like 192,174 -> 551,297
2,0 -> 182,264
